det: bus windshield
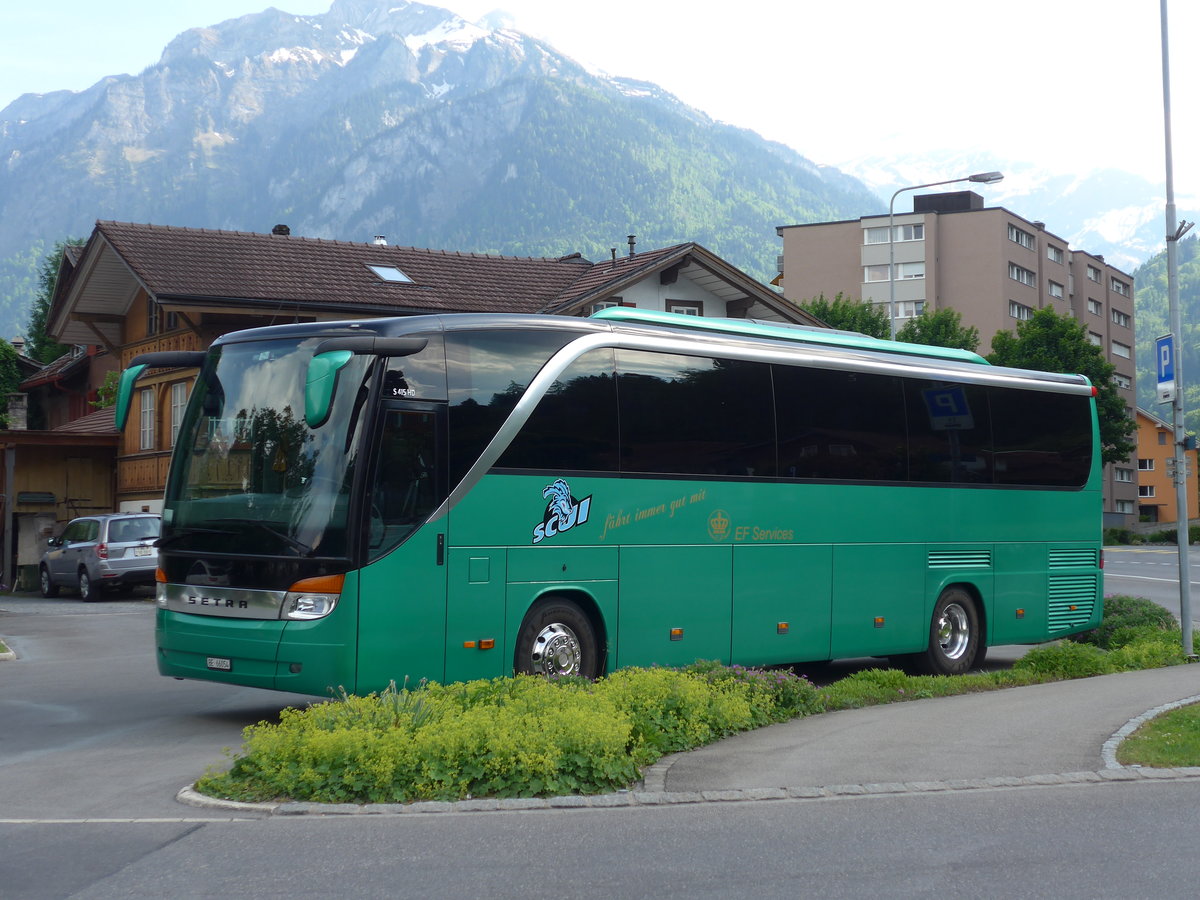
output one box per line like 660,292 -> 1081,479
163,338 -> 373,559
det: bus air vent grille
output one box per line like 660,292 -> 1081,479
927,550 -> 992,569
1048,548 -> 1098,569
1048,574 -> 1098,633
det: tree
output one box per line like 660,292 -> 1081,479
0,339 -> 22,427
896,308 -> 980,352
25,239 -> 84,364
797,292 -> 889,339
987,307 -> 1135,466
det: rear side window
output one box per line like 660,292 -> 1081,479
109,518 -> 160,543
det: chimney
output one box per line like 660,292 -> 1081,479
271,224 -> 291,236
10,337 -> 24,356
610,248 -> 617,270
373,235 -> 388,246
6,393 -> 27,431
627,234 -> 636,257
1033,221 -> 1045,230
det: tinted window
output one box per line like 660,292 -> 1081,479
991,387 -> 1092,487
446,330 -> 578,484
367,409 -> 442,561
907,381 -> 993,484
775,366 -> 907,481
617,350 -> 775,477
382,333 -> 447,401
498,348 -> 618,472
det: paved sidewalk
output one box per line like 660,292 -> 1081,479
656,664 -> 1200,794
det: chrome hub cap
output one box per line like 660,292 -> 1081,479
936,603 -> 970,660
530,623 -> 582,677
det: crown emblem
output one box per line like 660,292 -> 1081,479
707,509 -> 730,541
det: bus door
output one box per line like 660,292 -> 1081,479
355,401 -> 449,692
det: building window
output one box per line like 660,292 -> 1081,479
1047,245 -> 1064,264
1114,467 -> 1134,483
666,300 -> 703,316
1088,332 -> 1103,346
1008,262 -> 1036,286
865,223 -> 924,244
864,264 -> 891,282
1114,373 -> 1131,390
1139,484 -> 1156,498
892,300 -> 925,319
1112,308 -> 1130,328
1008,224 -> 1035,249
139,388 -> 155,451
146,302 -> 159,337
1138,458 -> 1155,471
1115,500 -> 1135,514
1159,431 -> 1169,445
1111,341 -> 1132,359
896,261 -> 925,280
1111,277 -> 1130,297
1009,301 -> 1033,321
1048,280 -> 1064,299
1087,265 -> 1102,283
588,299 -> 633,314
1087,298 -> 1102,315
170,382 -> 188,447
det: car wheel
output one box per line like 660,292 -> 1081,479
40,565 -> 59,598
78,569 -> 98,602
514,597 -> 599,679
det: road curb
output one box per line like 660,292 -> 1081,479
177,766 -> 1200,816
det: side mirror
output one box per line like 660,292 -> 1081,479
47,536 -> 63,548
304,350 -> 354,428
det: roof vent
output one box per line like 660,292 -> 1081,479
627,234 -> 636,257
272,224 -> 291,236
373,235 -> 388,246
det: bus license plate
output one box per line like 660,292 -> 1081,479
206,657 -> 232,671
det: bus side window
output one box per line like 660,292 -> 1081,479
775,366 -> 906,482
616,351 -> 776,478
906,380 -> 993,484
498,349 -> 619,472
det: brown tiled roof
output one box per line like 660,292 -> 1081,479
18,349 -> 88,391
51,405 -> 116,434
544,245 -> 690,313
97,221 -> 594,315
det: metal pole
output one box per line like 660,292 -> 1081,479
1161,0 -> 1194,656
885,172 -> 1003,340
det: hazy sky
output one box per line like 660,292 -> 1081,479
2,0 -> 1196,194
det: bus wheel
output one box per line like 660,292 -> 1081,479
917,588 -> 980,676
515,598 -> 599,679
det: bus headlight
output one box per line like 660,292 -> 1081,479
282,592 -> 339,620
281,574 -> 345,621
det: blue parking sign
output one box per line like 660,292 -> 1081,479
922,386 -> 974,430
1157,334 -> 1175,383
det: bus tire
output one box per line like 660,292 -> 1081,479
915,587 -> 980,676
514,597 -> 599,680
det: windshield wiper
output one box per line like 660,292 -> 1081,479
208,519 -> 315,557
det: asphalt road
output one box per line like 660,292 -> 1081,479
3,580 -> 1200,898
1104,545 -> 1200,626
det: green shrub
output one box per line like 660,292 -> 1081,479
1104,527 -> 1133,545
682,660 -> 824,723
1108,633 -> 1189,671
1073,595 -> 1177,649
1012,641 -> 1115,679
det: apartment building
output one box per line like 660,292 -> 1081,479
1134,408 -> 1198,525
776,190 -> 1138,525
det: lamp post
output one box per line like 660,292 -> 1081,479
888,170 -> 1004,339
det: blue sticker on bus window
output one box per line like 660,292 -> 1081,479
532,479 -> 592,545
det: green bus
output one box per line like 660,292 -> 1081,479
117,308 -> 1102,696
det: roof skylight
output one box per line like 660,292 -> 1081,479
367,264 -> 413,283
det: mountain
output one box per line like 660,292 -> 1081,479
839,151 -> 1196,276
1131,235 -> 1200,430
0,0 -> 882,340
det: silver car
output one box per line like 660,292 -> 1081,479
39,513 -> 161,601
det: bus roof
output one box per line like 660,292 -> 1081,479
589,307 -> 990,365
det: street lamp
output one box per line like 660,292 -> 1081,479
887,170 -> 1004,339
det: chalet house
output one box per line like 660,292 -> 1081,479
29,220 -> 815,525
1134,407 -> 1199,525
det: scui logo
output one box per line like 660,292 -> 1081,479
532,479 -> 592,544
